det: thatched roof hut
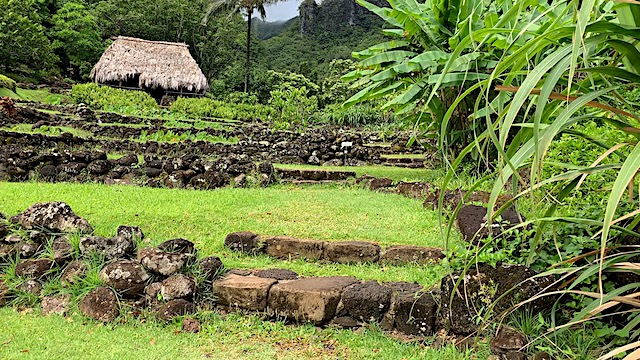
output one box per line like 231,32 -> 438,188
90,36 -> 209,96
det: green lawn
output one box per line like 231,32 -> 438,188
0,182 -> 463,284
0,181 -> 481,359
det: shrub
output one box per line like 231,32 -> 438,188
170,97 -> 274,121
269,86 -> 318,125
316,103 -> 394,126
71,83 -> 158,112
0,74 -> 16,92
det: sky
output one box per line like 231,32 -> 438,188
264,1 -> 301,22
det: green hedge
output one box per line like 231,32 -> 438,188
0,74 -> 17,92
170,97 -> 275,121
71,83 -> 159,112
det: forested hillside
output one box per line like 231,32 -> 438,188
1,0 -> 386,94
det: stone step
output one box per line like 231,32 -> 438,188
225,232 -> 444,266
275,168 -> 356,181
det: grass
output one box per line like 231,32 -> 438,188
0,87 -> 19,98
0,182 -> 464,284
0,181 -> 481,359
275,163 -> 477,187
0,308 -> 485,360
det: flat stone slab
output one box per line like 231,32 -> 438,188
268,276 -> 359,324
380,246 -> 444,266
275,168 -> 356,181
264,236 -> 326,260
323,241 -> 380,264
214,274 -> 277,311
456,205 -> 523,243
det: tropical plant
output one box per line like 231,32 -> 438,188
352,0 -> 640,356
203,0 -> 279,93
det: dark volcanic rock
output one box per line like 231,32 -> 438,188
137,247 -> 186,276
18,280 -> 43,295
182,318 -> 201,333
116,153 -> 138,166
158,238 -> 196,258
15,259 -> 55,279
380,246 -> 444,266
155,299 -> 196,321
456,205 -> 524,243
39,165 -> 58,180
16,242 -> 41,258
79,235 -> 135,260
42,294 -> 71,316
440,263 -> 555,335
369,178 -> 393,190
52,236 -> 73,263
341,281 -> 391,323
490,327 -> 526,355
323,241 -> 380,264
61,260 -> 88,286
160,275 -> 196,301
17,202 -> 93,234
116,225 -> 144,242
99,260 -> 150,297
224,231 -> 263,254
79,287 -> 119,322
254,268 -> 298,280
0,279 -> 9,306
199,256 -> 224,281
264,236 -> 325,260
393,291 -> 438,336
87,160 -> 111,175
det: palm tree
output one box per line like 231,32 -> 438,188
203,0 -> 278,93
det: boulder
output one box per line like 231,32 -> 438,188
87,160 -> 111,175
17,202 -> 93,234
52,236 -> 73,263
380,246 -> 445,266
18,280 -> 42,295
0,243 -> 16,259
379,282 -> 423,331
213,274 -> 277,311
160,275 -> 196,301
264,236 -> 325,260
182,318 -> 201,333
254,268 -> 298,281
155,299 -> 196,321
15,259 -> 55,279
456,205 -> 524,243
16,242 -> 40,258
116,225 -> 144,242
158,238 -> 196,259
440,263 -> 554,335
42,294 -> 71,316
137,247 -> 186,276
99,260 -> 150,297
268,276 -> 359,324
224,232 -> 263,254
396,182 -> 431,199
79,287 -> 119,322
369,178 -> 393,190
61,260 -> 88,286
115,153 -> 138,166
393,291 -> 438,336
199,256 -> 224,281
39,165 -> 58,180
79,235 -> 135,260
490,327 -> 526,355
0,279 -> 9,306
341,281 -> 391,323
323,241 -> 380,264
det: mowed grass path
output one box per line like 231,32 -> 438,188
0,181 -> 477,360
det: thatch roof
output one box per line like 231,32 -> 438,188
90,36 -> 209,93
